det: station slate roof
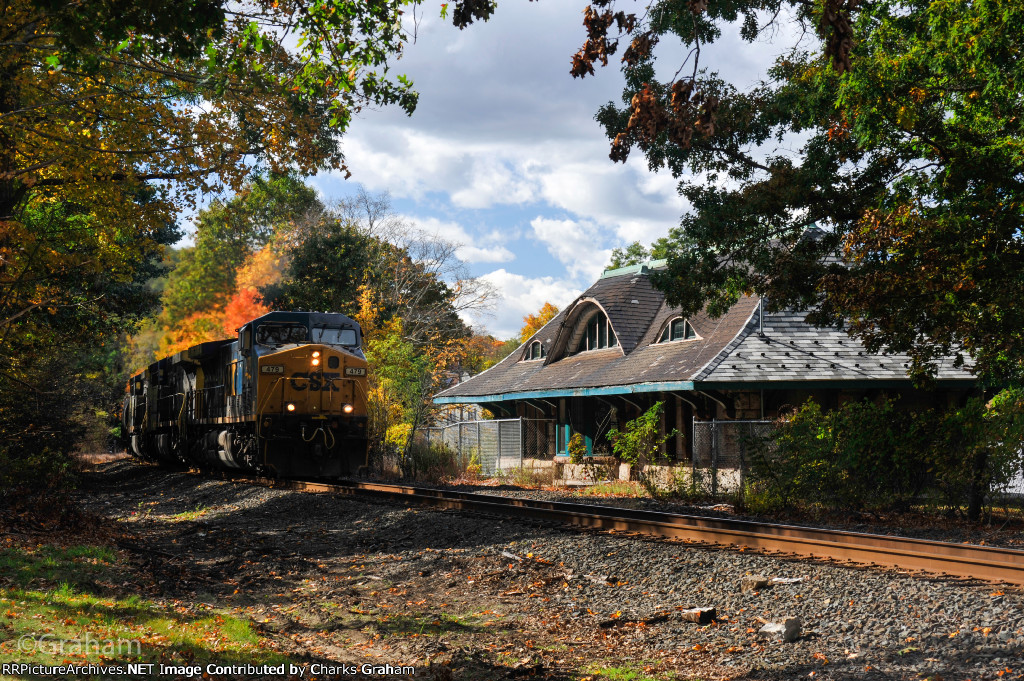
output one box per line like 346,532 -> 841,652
434,263 -> 977,403
697,309 -> 973,384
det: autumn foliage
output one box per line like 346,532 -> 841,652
519,302 -> 560,343
133,182 -> 494,475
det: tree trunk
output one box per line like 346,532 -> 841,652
967,447 -> 989,522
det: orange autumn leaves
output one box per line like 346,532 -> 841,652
158,252 -> 279,357
520,302 -> 559,343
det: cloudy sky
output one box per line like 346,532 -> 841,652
310,3 -> 787,339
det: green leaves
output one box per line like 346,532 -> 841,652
607,401 -> 673,467
582,0 -> 1024,384
751,391 -> 1024,517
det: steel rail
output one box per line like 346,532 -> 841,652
237,475 -> 1024,585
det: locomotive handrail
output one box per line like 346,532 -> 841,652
195,384 -> 226,419
141,388 -> 149,433
254,376 -> 286,439
177,390 -> 190,441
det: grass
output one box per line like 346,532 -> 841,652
370,611 -> 482,637
0,543 -> 294,675
575,481 -> 647,497
0,544 -> 118,589
583,663 -> 666,681
169,505 -> 209,522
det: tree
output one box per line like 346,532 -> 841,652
1,0 -> 467,222
519,302 -> 559,343
608,241 -> 650,269
0,199 -> 176,508
0,0 -> 497,501
268,189 -> 494,349
461,332 -> 510,373
264,215 -> 372,316
150,174 -> 321,356
161,174 -> 322,329
562,0 -> 1024,384
606,239 -> 671,269
3,0 -> 493,366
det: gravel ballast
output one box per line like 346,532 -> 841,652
73,461 -> 1024,680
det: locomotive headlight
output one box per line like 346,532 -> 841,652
312,351 -> 320,358
342,403 -> 354,414
286,403 -> 296,412
311,358 -> 320,366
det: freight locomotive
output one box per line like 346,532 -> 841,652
122,311 -> 368,478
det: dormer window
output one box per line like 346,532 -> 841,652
659,318 -> 697,342
570,311 -> 617,354
527,341 -> 546,360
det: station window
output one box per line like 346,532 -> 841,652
659,318 -> 697,343
570,311 -> 618,354
527,341 -> 546,360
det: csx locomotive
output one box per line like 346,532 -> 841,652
122,311 -> 368,478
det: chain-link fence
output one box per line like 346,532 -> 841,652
997,468 -> 1024,499
416,418 -> 554,476
690,419 -> 776,500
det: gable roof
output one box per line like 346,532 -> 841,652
435,265 -> 977,404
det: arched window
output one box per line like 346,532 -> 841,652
569,311 -> 617,354
659,318 -> 697,343
527,341 -> 546,360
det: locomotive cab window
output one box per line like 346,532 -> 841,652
256,323 -> 308,346
239,325 -> 252,355
312,326 -> 358,347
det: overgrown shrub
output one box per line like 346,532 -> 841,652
0,347 -> 127,512
567,433 -> 587,464
607,401 -> 677,497
748,392 -> 1024,519
926,391 -> 1024,519
495,466 -> 554,488
402,440 -> 472,483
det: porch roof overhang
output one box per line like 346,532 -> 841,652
432,377 -> 980,404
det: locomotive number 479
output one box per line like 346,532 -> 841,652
122,311 -> 370,479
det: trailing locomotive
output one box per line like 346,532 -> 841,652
122,311 -> 368,478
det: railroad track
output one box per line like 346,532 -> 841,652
219,473 -> 1024,585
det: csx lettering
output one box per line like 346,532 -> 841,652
289,372 -> 339,391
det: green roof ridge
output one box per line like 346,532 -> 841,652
600,258 -> 668,279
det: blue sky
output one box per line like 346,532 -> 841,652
301,4 -> 792,339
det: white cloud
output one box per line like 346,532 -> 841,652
449,157 -> 537,209
470,269 -> 582,339
335,125 -> 687,255
311,0 -> 784,288
403,215 -> 515,264
458,245 -> 515,264
530,216 -> 612,281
